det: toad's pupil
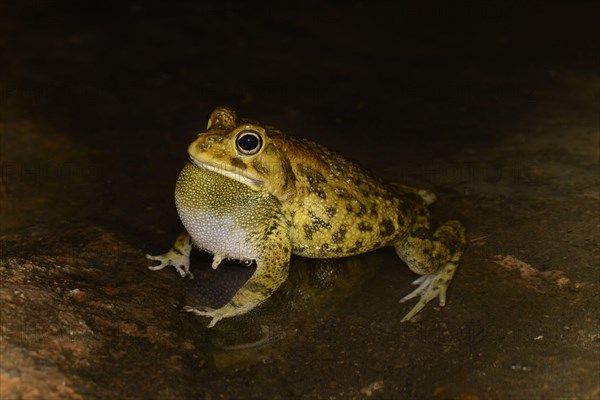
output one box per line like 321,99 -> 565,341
238,134 -> 260,151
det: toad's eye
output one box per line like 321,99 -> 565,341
236,130 -> 263,155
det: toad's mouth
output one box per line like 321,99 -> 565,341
190,156 -> 264,188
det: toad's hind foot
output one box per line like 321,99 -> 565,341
400,259 -> 458,322
184,305 -> 222,328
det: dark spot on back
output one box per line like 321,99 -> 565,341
332,226 -> 347,244
380,218 -> 395,236
358,222 -> 372,232
336,187 -> 350,198
309,211 -> 331,231
315,188 -> 327,199
304,223 -> 314,240
302,166 -> 328,199
349,240 -> 363,253
325,206 -> 337,218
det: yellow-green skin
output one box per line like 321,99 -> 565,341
147,107 -> 466,327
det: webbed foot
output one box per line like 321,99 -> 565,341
185,305 -> 229,328
400,260 -> 458,322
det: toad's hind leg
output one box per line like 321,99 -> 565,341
186,247 -> 290,328
185,224 -> 292,328
394,220 -> 466,322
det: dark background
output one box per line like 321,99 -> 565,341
4,1 -> 596,144
1,1 -> 599,399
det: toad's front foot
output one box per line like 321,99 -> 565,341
147,232 -> 193,278
400,260 -> 458,322
147,253 -> 192,278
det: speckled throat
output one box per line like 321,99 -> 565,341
175,162 -> 280,262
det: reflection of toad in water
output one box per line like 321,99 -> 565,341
187,253 -> 382,369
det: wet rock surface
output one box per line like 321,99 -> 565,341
1,1 -> 599,399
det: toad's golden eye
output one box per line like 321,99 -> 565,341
236,129 -> 263,155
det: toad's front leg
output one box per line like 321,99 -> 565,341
186,239 -> 291,328
146,232 -> 194,278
